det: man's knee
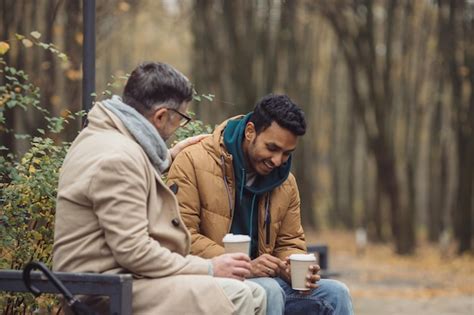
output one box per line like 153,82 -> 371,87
322,279 -> 351,299
247,277 -> 284,315
245,279 -> 268,306
219,278 -> 254,301
254,277 -> 285,300
218,278 -> 266,314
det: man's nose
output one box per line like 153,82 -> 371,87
271,154 -> 284,167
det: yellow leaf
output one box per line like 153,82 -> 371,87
22,38 -> 33,48
66,69 -> 82,80
0,41 -> 10,55
29,165 -> 36,174
30,31 -> 41,39
118,1 -> 130,12
75,32 -> 83,45
58,52 -> 68,62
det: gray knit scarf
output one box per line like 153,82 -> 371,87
102,95 -> 170,173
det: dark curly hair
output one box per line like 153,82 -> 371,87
123,62 -> 193,115
249,94 -> 306,136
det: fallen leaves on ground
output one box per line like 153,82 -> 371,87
305,229 -> 474,300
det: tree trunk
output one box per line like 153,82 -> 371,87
439,0 -> 473,253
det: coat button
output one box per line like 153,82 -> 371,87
169,183 -> 179,194
171,218 -> 180,227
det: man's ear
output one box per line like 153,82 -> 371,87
245,122 -> 256,142
149,107 -> 168,129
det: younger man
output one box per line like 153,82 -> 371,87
169,94 -> 353,314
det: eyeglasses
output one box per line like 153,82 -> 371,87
167,108 -> 192,127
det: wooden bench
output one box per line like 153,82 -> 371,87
0,269 -> 133,315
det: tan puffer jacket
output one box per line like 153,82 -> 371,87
168,116 -> 306,261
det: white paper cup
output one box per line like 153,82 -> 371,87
222,234 -> 251,255
289,253 -> 317,290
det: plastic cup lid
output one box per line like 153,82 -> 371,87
289,253 -> 316,261
222,233 -> 251,243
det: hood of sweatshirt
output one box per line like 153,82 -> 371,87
223,113 -> 292,196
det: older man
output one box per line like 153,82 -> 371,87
53,62 -> 266,314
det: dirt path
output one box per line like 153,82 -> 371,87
306,231 -> 474,315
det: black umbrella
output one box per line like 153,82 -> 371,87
22,261 -> 97,315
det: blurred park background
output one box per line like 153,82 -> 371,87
1,0 -> 473,314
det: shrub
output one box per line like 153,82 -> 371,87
0,32 -> 213,313
0,32 -> 82,314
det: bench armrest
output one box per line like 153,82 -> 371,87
0,270 -> 132,315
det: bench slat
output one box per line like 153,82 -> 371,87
0,270 -> 132,315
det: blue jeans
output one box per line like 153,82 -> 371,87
248,277 -> 285,315
249,277 -> 353,315
275,277 -> 354,315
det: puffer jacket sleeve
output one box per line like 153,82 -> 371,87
273,174 -> 307,260
89,152 -> 210,278
168,150 -> 226,258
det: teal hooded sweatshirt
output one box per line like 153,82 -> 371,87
223,113 -> 292,258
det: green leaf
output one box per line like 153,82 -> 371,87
202,95 -> 214,101
14,134 -> 30,140
21,39 -> 34,48
30,31 -> 42,39
38,42 -> 49,49
57,53 -> 68,61
6,100 -> 17,108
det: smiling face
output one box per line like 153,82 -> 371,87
242,121 -> 298,176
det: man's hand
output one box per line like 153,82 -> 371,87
281,257 -> 321,294
249,254 -> 287,278
303,264 -> 321,292
211,253 -> 252,281
169,134 -> 209,160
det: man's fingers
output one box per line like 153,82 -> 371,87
187,134 -> 209,145
261,266 -> 274,276
306,281 -> 318,289
309,264 -> 321,273
307,273 -> 320,283
259,254 -> 287,270
170,134 -> 210,159
232,267 -> 251,279
262,254 -> 286,265
229,253 -> 251,262
233,260 -> 252,271
263,260 -> 279,271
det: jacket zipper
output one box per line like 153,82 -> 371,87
220,155 -> 235,233
263,193 -> 271,245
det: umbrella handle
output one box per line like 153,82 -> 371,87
22,261 -> 75,302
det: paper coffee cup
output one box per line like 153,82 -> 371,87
289,253 -> 317,290
222,234 -> 251,255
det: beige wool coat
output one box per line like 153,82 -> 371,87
53,103 -> 235,314
167,117 -> 307,261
